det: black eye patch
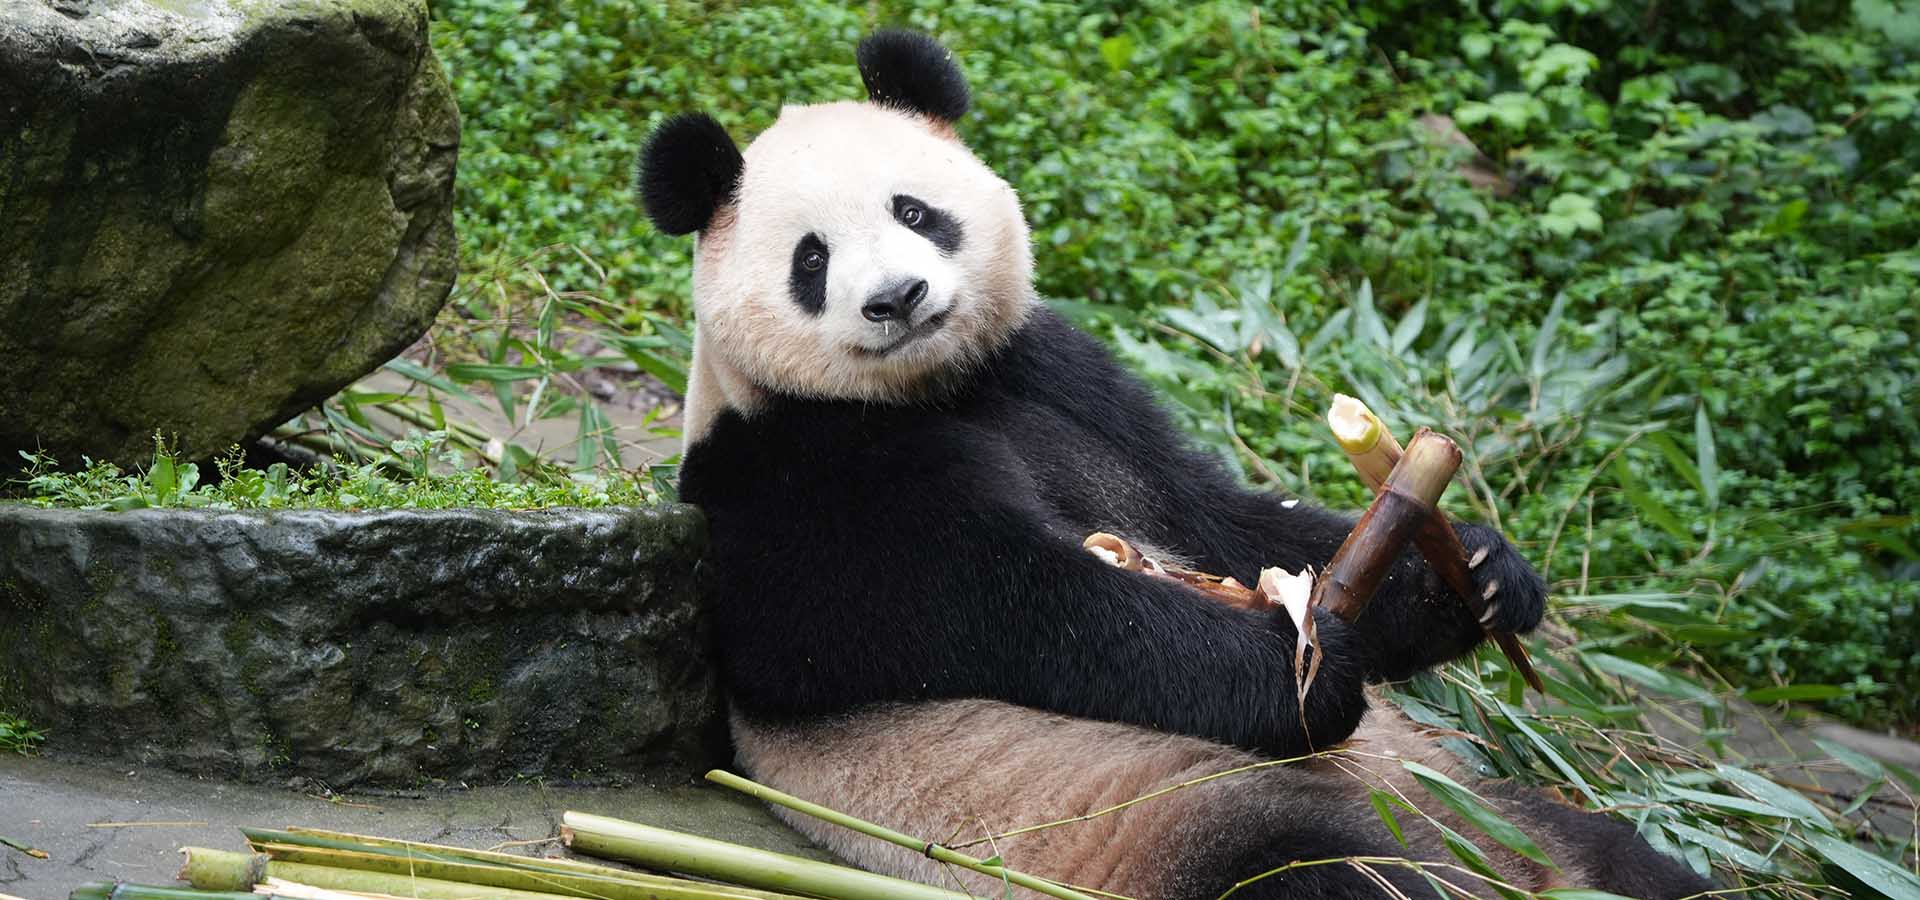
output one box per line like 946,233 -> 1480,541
789,233 -> 829,315
892,194 -> 962,255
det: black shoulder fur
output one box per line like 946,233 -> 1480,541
680,308 -> 1547,757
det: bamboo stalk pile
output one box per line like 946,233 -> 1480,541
63,802 -> 980,900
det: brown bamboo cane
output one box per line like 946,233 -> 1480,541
1328,396 -> 1545,692
1310,430 -> 1464,621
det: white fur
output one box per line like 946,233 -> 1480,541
682,102 -> 1035,450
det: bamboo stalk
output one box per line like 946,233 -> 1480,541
1311,430 -> 1462,622
264,828 -> 675,885
251,836 -> 806,898
0,834 -> 48,859
180,847 -> 586,900
697,772 -> 1101,900
246,840 -> 807,900
1326,395 -> 1544,692
562,810 -> 972,900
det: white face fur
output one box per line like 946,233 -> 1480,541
683,101 -> 1034,440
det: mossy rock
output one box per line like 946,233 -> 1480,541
0,0 -> 460,468
0,505 -> 725,787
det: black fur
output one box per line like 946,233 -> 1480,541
893,194 -> 962,254
638,113 -> 742,235
788,233 -> 829,314
680,308 -> 1547,758
856,29 -> 970,122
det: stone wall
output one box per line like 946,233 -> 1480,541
0,505 -> 722,788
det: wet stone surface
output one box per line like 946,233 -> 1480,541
0,754 -> 829,899
0,506 -> 723,789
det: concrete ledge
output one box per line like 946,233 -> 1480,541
0,505 -> 721,788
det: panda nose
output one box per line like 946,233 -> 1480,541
862,279 -> 928,322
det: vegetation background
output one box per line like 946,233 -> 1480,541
14,0 -> 1918,896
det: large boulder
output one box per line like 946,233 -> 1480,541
0,0 -> 460,468
0,505 -> 723,787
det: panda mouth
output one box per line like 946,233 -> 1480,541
860,311 -> 949,357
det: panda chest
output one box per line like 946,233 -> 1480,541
992,402 -> 1166,534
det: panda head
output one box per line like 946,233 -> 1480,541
640,30 -> 1034,412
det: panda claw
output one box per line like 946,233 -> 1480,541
1468,546 -> 1490,570
1479,601 -> 1499,626
1482,579 -> 1499,601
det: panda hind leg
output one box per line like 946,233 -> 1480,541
1484,784 -> 1716,900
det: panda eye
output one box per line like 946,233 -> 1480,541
801,250 -> 826,272
901,205 -> 925,227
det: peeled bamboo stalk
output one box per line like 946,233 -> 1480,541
247,840 -> 803,900
562,810 -> 971,900
1327,395 -> 1544,692
699,772 -> 1101,900
264,828 -> 698,886
1311,430 -> 1462,621
180,847 -> 582,900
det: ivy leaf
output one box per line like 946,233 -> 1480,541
1540,193 -> 1603,238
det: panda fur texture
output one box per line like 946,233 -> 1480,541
644,29 -> 1715,900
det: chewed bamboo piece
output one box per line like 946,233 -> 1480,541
1328,395 -> 1544,693
1082,533 -> 1268,611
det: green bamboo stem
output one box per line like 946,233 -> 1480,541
249,840 -> 807,900
561,811 -> 970,900
700,771 -> 1101,900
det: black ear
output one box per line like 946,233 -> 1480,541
638,113 -> 743,236
856,29 -> 970,123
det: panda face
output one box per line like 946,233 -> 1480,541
691,102 -> 1034,404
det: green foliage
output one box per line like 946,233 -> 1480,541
9,436 -> 661,511
0,712 -> 45,755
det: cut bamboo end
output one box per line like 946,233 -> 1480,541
177,847 -> 268,892
1383,429 -> 1462,502
1327,394 -> 1403,491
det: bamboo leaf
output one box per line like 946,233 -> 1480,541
1353,280 -> 1391,348
1803,833 -> 1920,900
1743,684 -> 1849,703
1583,652 -> 1721,706
1694,404 -> 1720,512
1403,760 -> 1556,868
1391,297 -> 1429,355
1368,789 -> 1408,846
1713,765 -> 1829,826
1530,291 -> 1567,380
1812,736 -> 1887,780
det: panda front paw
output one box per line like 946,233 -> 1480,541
1453,522 -> 1546,635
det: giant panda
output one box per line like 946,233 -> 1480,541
642,29 -> 1714,900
